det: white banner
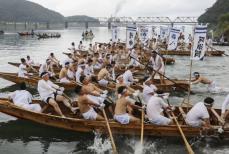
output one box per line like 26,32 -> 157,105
112,25 -> 118,43
167,28 -> 180,50
151,26 -> 157,38
191,25 -> 207,60
126,25 -> 137,49
139,26 -> 149,45
160,26 -> 169,39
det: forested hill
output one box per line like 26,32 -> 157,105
0,0 -> 65,22
198,0 -> 229,24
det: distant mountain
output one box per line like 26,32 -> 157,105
65,15 -> 99,22
198,0 -> 229,24
198,0 -> 229,40
0,0 -> 99,24
0,0 -> 64,22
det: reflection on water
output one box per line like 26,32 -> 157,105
0,28 -> 229,153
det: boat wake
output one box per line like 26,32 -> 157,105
87,132 -> 112,154
124,138 -> 160,154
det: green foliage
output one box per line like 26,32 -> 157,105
217,13 -> 229,38
0,0 -> 64,22
198,0 -> 229,24
198,0 -> 229,39
0,0 -> 98,23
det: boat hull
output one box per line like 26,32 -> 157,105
160,50 -> 225,56
0,100 -> 203,137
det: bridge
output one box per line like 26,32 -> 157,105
65,16 -> 198,28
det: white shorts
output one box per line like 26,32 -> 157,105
17,103 -> 42,113
114,113 -> 130,124
186,120 -> 202,127
149,115 -> 171,125
82,108 -> 98,120
87,95 -> 105,105
129,59 -> 140,67
207,81 -> 222,93
98,79 -> 109,87
60,77 -> 70,83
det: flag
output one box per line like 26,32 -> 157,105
139,26 -> 149,45
160,26 -> 169,39
112,25 -> 118,43
126,25 -> 137,49
191,25 -> 207,60
167,28 -> 180,50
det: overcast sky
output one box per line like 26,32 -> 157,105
28,0 -> 216,18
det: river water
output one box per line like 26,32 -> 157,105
0,27 -> 229,154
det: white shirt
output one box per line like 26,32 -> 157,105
123,70 -> 133,86
62,57 -> 73,66
39,63 -> 48,75
75,67 -> 83,82
186,102 -> 209,123
37,79 -> 60,101
146,96 -> 168,120
18,64 -> 27,77
221,94 -> 229,114
84,65 -> 94,77
149,55 -> 165,73
67,69 -> 75,80
143,84 -> 158,104
78,44 -> 83,50
26,59 -> 34,65
9,90 -> 32,106
129,49 -> 138,60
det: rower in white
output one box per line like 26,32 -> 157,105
146,91 -> 173,125
37,72 -> 77,117
142,77 -> 158,104
128,46 -> 140,67
114,86 -> 141,124
149,51 -> 165,84
8,82 -> 41,112
39,59 -> 55,77
186,97 -> 213,128
221,94 -> 229,121
26,55 -> 35,66
123,65 -> 139,86
59,62 -> 72,83
18,58 -> 32,78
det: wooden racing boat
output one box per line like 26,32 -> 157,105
159,50 -> 225,56
18,32 -> 34,36
0,71 -> 189,93
0,98 -> 227,137
8,62 -> 60,74
0,72 -> 77,91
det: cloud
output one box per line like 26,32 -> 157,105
28,0 -> 217,17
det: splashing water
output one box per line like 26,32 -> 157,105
87,132 -> 112,154
124,138 -> 160,154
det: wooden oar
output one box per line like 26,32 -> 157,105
102,109 -> 117,154
140,105 -> 144,145
134,95 -> 145,145
130,55 -> 188,91
167,100 -> 194,154
206,44 -> 229,56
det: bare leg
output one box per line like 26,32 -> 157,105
96,114 -> 105,121
56,95 -> 76,113
129,114 -> 140,123
48,99 -> 64,116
